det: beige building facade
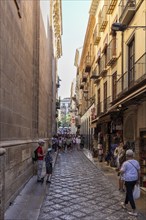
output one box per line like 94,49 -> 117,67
0,0 -> 62,218
70,79 -> 78,134
77,0 -> 146,189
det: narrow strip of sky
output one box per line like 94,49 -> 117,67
58,0 -> 91,99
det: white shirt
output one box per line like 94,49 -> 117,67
121,159 -> 140,181
76,137 -> 81,144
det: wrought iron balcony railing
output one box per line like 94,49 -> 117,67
103,96 -> 111,112
96,102 -> 104,116
90,65 -> 100,80
82,72 -> 88,83
116,53 -> 146,98
85,55 -> 92,72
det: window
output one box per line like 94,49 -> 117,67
128,37 -> 135,87
112,72 -> 117,101
103,81 -> 107,111
97,88 -> 101,115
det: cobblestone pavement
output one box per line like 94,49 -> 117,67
39,150 -> 145,220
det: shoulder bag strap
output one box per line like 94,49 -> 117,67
128,161 -> 140,181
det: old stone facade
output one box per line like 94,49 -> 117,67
0,0 -> 57,216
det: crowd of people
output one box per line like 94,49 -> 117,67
34,134 -> 85,184
51,134 -> 85,152
34,136 -> 140,217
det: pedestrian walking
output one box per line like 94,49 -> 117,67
98,143 -> 103,162
66,135 -> 72,151
76,135 -> 81,150
118,144 -> 127,192
72,135 -> 76,150
36,139 -> 45,182
45,148 -> 53,183
80,135 -> 85,149
120,149 -> 140,216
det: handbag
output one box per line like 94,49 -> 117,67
128,161 -> 141,199
133,184 -> 140,199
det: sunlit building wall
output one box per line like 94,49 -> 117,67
70,79 -> 77,134
77,0 -> 146,188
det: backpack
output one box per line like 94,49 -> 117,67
32,148 -> 38,162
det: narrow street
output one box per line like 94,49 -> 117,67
39,150 -> 145,220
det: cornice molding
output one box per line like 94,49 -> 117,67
52,0 -> 63,58
79,15 -> 95,70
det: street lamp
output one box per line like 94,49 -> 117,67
111,22 -> 146,32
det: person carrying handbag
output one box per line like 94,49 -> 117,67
119,149 -> 140,217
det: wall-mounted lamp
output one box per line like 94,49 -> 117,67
111,23 -> 146,32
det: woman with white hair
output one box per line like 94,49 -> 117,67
119,149 -> 140,216
45,148 -> 53,183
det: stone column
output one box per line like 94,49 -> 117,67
0,148 -> 6,220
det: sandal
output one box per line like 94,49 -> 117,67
121,202 -> 127,209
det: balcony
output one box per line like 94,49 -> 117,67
56,100 -> 60,110
99,5 -> 108,32
80,82 -> 84,90
82,72 -> 88,82
96,102 -> 104,116
72,95 -> 76,102
107,0 -> 118,14
85,55 -> 92,72
107,38 -> 117,66
93,23 -> 101,45
119,0 -> 136,25
116,53 -> 146,99
100,54 -> 108,77
103,96 -> 111,112
90,65 -> 100,80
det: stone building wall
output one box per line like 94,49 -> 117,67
0,1 -> 34,141
39,14 -> 50,138
0,0 -> 53,213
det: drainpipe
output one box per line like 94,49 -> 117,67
121,31 -> 124,145
121,31 -> 124,90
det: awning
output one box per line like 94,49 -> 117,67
108,85 -> 146,112
97,114 -> 111,124
90,114 -> 111,127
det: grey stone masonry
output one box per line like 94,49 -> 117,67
0,0 -> 54,211
39,150 -> 145,220
0,149 -> 6,220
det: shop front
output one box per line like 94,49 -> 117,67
140,131 -> 146,189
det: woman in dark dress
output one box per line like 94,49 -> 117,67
45,148 -> 53,183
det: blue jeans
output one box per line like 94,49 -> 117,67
125,180 -> 137,210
